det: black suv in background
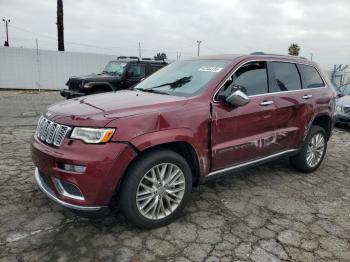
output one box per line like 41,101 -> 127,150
60,56 -> 168,99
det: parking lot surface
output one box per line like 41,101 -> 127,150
0,90 -> 350,262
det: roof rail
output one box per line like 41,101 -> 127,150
116,56 -> 167,64
250,52 -> 307,60
117,56 -> 139,60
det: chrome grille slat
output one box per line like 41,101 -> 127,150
46,123 -> 58,144
36,116 -> 71,147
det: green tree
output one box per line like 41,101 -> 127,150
288,43 -> 300,56
154,52 -> 167,60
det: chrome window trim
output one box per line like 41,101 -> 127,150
212,59 -> 328,103
207,149 -> 298,177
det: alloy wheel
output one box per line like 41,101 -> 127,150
136,163 -> 186,220
306,133 -> 325,168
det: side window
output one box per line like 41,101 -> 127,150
150,65 -> 163,74
218,61 -> 268,97
127,64 -> 146,78
271,62 -> 301,92
298,64 -> 325,88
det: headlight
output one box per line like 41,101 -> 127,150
83,83 -> 92,89
71,127 -> 115,143
336,105 -> 342,112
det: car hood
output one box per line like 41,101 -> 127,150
337,95 -> 350,106
46,90 -> 188,127
69,73 -> 121,82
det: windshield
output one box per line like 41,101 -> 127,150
135,59 -> 230,97
103,61 -> 127,75
338,84 -> 350,95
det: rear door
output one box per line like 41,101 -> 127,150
268,61 -> 310,151
297,64 -> 330,144
211,61 -> 277,170
125,63 -> 147,88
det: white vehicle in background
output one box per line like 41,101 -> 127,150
336,84 -> 350,126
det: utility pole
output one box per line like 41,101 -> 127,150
57,0 -> 65,51
138,42 -> 141,59
310,52 -> 313,61
35,39 -> 41,93
196,40 -> 202,56
2,19 -> 10,47
176,52 -> 181,60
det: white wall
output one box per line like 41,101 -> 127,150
0,47 -> 116,90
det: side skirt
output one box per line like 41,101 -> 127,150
200,149 -> 299,183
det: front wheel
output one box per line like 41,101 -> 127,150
119,149 -> 192,228
290,126 -> 327,173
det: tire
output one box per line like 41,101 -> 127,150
290,125 -> 327,173
119,149 -> 192,228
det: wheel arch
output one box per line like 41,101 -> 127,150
311,114 -> 333,140
115,139 -> 202,195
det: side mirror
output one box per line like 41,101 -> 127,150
337,93 -> 344,98
225,90 -> 250,107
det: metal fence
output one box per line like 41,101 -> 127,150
0,47 -> 116,90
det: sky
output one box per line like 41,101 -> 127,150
1,0 -> 349,69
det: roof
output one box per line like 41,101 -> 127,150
185,53 -> 315,66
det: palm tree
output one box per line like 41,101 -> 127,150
154,52 -> 167,60
57,0 -> 64,51
288,44 -> 300,56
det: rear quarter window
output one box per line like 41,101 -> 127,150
298,64 -> 325,88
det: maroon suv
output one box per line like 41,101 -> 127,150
31,53 -> 336,228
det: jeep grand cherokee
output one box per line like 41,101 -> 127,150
32,53 -> 336,228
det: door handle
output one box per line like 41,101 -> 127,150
260,100 -> 274,106
302,94 -> 313,99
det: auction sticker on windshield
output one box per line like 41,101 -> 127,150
198,66 -> 223,73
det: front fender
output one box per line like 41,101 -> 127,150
87,82 -> 114,91
131,128 -> 195,151
130,129 -> 210,177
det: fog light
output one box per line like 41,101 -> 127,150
336,106 -> 342,112
61,163 -> 86,173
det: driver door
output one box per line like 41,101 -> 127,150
124,64 -> 147,88
211,61 -> 277,171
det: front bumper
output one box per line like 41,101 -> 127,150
60,89 -> 85,99
31,135 -> 136,210
35,168 -> 105,211
336,112 -> 350,126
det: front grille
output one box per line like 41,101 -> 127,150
68,79 -> 81,91
343,106 -> 350,115
36,116 -> 71,147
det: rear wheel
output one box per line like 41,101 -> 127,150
119,149 -> 192,228
290,126 -> 327,173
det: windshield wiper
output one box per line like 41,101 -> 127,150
152,76 -> 192,90
136,88 -> 170,95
